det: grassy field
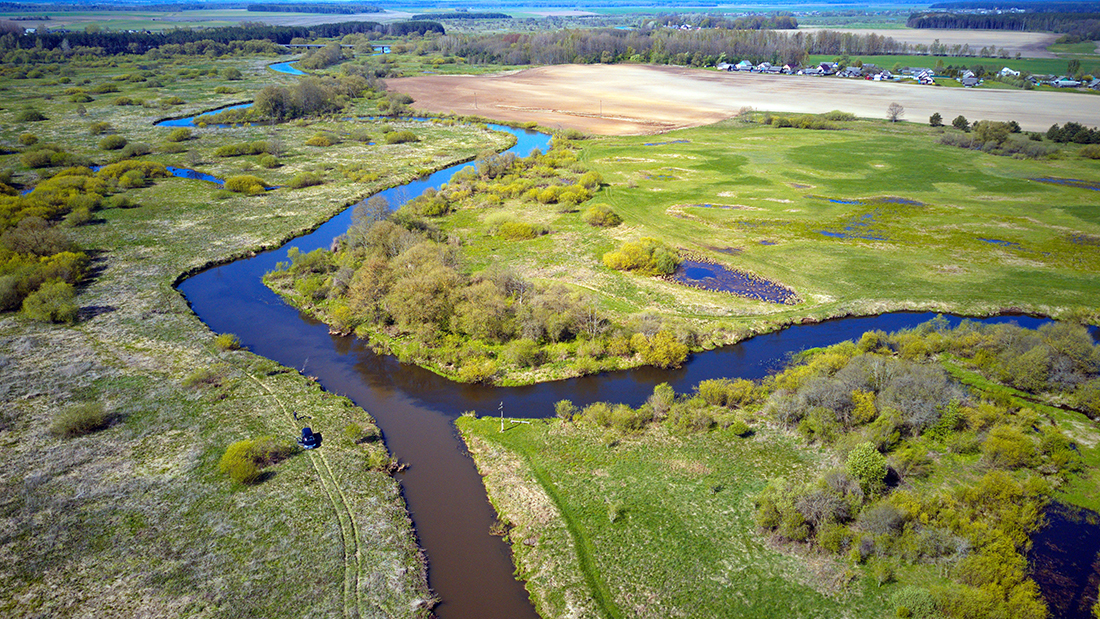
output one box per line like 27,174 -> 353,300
0,52 -> 509,617
437,117 -> 1100,352
459,415 -> 894,619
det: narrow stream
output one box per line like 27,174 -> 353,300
172,107 -> 1097,616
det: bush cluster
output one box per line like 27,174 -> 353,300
223,175 -> 268,194
214,140 -> 271,157
602,237 -> 680,276
218,436 -> 296,484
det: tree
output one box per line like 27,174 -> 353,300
929,112 -> 943,127
254,85 -> 292,121
952,115 -> 970,132
846,441 -> 887,493
1069,58 -> 1081,77
886,102 -> 904,123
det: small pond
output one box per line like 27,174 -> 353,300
669,259 -> 799,304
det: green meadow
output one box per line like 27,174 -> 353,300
0,51 -> 508,616
567,119 -> 1100,328
460,415 -> 893,619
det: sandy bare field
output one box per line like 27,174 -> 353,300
798,28 -> 1059,59
388,64 -> 1100,135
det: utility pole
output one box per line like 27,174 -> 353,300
499,401 -> 504,432
474,92 -> 478,109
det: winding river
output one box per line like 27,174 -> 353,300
171,100 -> 1096,615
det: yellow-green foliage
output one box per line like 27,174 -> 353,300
96,160 -> 168,182
602,237 -> 679,276
384,130 -> 418,145
631,330 -> 689,369
214,333 -> 241,351
50,401 -> 111,438
224,175 -> 267,195
218,436 -> 295,485
21,280 -> 78,323
305,133 -> 334,147
582,204 -> 622,227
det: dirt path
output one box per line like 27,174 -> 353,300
388,64 -> 1100,135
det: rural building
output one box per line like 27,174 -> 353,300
1053,77 -> 1083,88
999,66 -> 1020,77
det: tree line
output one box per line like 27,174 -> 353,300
907,11 -> 1100,40
411,12 -> 512,20
247,3 -> 382,14
418,25 -> 997,69
3,20 -> 443,56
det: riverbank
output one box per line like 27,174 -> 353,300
459,319 -> 1100,619
0,55 -> 509,615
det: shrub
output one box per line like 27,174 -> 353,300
214,333 -> 241,351
457,356 -> 498,383
582,204 -> 622,227
164,96 -> 185,105
222,67 -> 242,80
635,330 -> 689,369
288,172 -> 323,189
50,402 -> 112,438
497,220 -> 544,240
114,96 -> 134,106
22,281 -> 78,323
119,142 -> 152,159
224,175 -> 267,194
218,436 -> 296,484
166,127 -> 192,142
503,338 -> 543,368
16,109 -> 45,124
981,424 -> 1037,469
219,440 -> 262,484
89,121 -> 112,135
1080,144 -> 1100,160
952,115 -> 970,132
846,442 -> 887,493
929,112 -> 943,127
602,237 -> 680,275
305,133 -> 334,147
18,133 -> 38,146
891,586 -> 938,619
384,130 -> 418,144
98,135 -> 128,150
260,155 -> 280,169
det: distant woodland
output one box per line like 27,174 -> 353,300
246,3 -> 382,14
0,21 -> 444,55
907,11 -> 1100,40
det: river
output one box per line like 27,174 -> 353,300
172,113 -> 1096,617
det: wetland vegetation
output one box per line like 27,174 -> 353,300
2,8 -> 1099,619
461,318 -> 1100,619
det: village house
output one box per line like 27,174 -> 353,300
1052,77 -> 1083,88
999,66 -> 1020,77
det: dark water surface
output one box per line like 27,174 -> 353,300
176,117 -> 1094,617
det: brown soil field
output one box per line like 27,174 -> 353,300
388,64 -> 1100,135
798,27 -> 1060,59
